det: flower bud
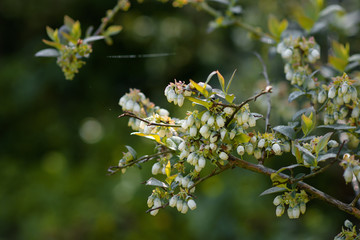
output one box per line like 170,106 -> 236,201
187,199 -> 197,210
175,174 -> 183,183
169,196 -> 178,208
245,143 -> 254,155
219,152 -> 229,160
276,205 -> 285,217
167,89 -> 176,102
272,143 -> 282,155
199,124 -> 210,137
176,200 -> 183,212
187,115 -> 195,127
154,198 -> 162,208
248,115 -> 256,127
182,176 -> 190,188
310,49 -> 320,60
300,202 -> 306,214
281,48 -> 293,59
147,195 -> 154,208
292,205 -> 300,218
241,111 -> 249,123
187,181 -> 194,189
327,140 -> 339,148
181,203 -> 189,214
210,143 -> 217,151
178,141 -> 186,151
152,162 -> 161,175
343,93 -> 351,104
287,207 -> 294,219
343,167 -> 353,183
349,85 -> 357,102
179,150 -> 189,160
328,86 -> 336,99
181,120 -> 189,130
133,103 -> 141,114
119,95 -> 127,106
254,148 -> 262,159
201,111 -> 211,123
340,107 -> 349,119
220,128 -> 227,141
216,115 -> 225,128
125,99 -> 135,111
237,145 -> 245,155
150,209 -> 159,216
352,106 -> 360,118
158,128 -> 166,138
198,156 -> 206,168
318,90 -> 327,104
342,83 -> 349,94
189,125 -> 197,137
229,129 -> 236,140
224,107 -> 234,115
187,152 -> 196,165
285,71 -> 293,81
258,139 -> 265,148
273,195 -> 282,206
333,111 -> 339,121
207,116 -> 215,126
177,94 -> 185,107
236,113 -> 243,125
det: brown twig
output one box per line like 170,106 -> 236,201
146,203 -> 169,213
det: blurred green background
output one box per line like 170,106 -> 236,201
1,0 -> 360,239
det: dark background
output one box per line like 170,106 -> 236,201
1,0 -> 360,239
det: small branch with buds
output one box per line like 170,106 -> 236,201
118,112 -> 181,128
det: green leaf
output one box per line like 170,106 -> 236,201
71,21 -> 81,40
268,15 -> 288,40
42,39 -> 62,49
317,124 -> 356,130
83,35 -> 105,44
292,107 -> 315,121
226,69 -> 237,93
225,94 -> 235,103
125,145 -> 137,159
273,125 -> 296,140
35,48 -> 60,57
292,141 -> 303,164
64,15 -> 75,29
318,153 -> 337,162
189,79 -> 209,98
270,173 -> 288,188
297,14 -> 315,31
105,25 -> 123,36
46,26 -> 55,40
146,177 -> 168,188
131,132 -> 163,145
329,56 -> 348,72
259,186 -> 287,196
216,70 -> 225,92
186,96 -> 211,109
315,132 -> 333,155
234,133 -> 251,143
288,91 -> 305,102
165,160 -> 171,177
295,144 -> 315,159
301,112 -> 314,136
166,174 -> 178,186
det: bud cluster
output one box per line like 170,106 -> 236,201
278,37 -> 320,88
164,80 -> 192,107
237,132 -> 290,159
317,73 -> 359,125
334,220 -> 359,240
340,153 -> 360,183
169,194 -> 197,214
273,190 -> 309,219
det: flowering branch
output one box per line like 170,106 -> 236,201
118,112 -> 181,128
228,154 -> 360,219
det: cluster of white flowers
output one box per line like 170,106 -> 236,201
169,195 -> 197,214
164,81 -> 192,107
278,37 -> 320,88
237,133 -> 290,159
340,153 -> 360,183
273,190 -> 309,219
317,74 -> 359,125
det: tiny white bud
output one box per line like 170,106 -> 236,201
207,116 -> 215,126
216,115 -> 225,128
328,140 -> 339,148
219,152 -> 229,160
159,108 -> 169,117
224,107 -> 234,115
187,199 -> 197,210
328,86 -> 336,99
150,209 -> 159,216
300,202 -> 306,214
237,145 -> 245,155
210,143 -> 217,151
187,115 -> 195,127
236,113 -> 243,125
241,112 -> 249,123
344,167 -> 353,183
292,205 -> 300,219
220,128 -> 227,141
352,106 -> 360,118
147,195 -> 154,208
152,162 -> 161,175
254,148 -> 262,159
181,203 -> 189,214
175,174 -> 183,183
187,152 -> 195,164
133,103 -> 141,114
125,99 -> 135,111
250,136 -> 257,144
229,129 -> 236,140
153,198 -> 162,208
318,90 -> 327,103
189,125 -> 197,137
179,150 -> 189,160
273,195 -> 283,206
176,200 -> 183,212
272,143 -> 282,155
343,93 -> 351,104
177,94 -> 185,107
281,48 -> 293,59
342,83 -> 349,94
178,141 -> 186,151
199,124 -> 210,138
210,132 -> 218,143
276,205 -> 285,217
198,156 -> 206,168
169,196 -> 178,208
201,111 -> 211,123
287,207 -> 294,219
286,71 -> 293,81
158,128 -> 166,138
119,95 -> 127,107
181,177 -> 190,188
245,143 -> 254,155
187,181 -> 194,189
258,139 -> 265,148
181,120 -> 189,130
167,89 -> 176,102
248,115 -> 256,127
